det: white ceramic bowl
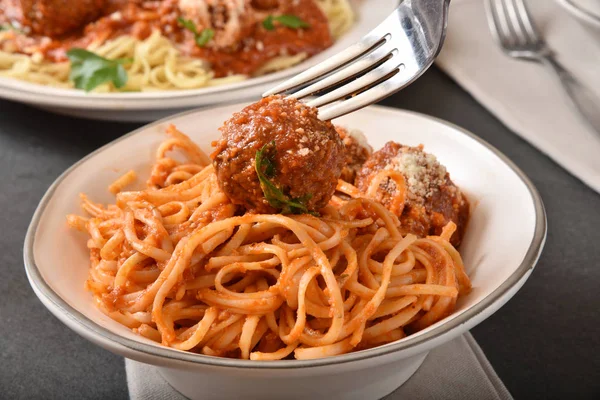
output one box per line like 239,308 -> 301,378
0,1 -> 393,122
24,104 -> 546,400
557,0 -> 600,36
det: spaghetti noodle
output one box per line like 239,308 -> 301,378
0,0 -> 354,92
67,124 -> 471,360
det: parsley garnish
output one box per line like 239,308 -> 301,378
177,17 -> 197,33
177,17 -> 214,48
255,142 -> 314,215
195,28 -> 214,47
66,49 -> 130,92
263,15 -> 310,31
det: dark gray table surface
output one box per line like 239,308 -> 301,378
1,67 -> 598,400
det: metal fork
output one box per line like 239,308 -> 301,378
263,0 -> 451,121
486,0 -> 600,134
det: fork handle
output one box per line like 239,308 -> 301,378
540,56 -> 600,135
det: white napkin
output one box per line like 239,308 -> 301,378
126,332 -> 512,400
437,0 -> 600,193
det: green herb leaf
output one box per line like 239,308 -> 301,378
275,15 -> 311,29
177,17 -> 198,34
255,142 -> 314,215
178,18 -> 214,47
66,48 -> 130,92
263,14 -> 310,31
260,146 -> 276,179
195,28 -> 215,47
262,15 -> 275,30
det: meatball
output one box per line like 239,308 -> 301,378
335,126 -> 372,183
212,95 -> 344,214
355,142 -> 469,246
6,0 -> 106,37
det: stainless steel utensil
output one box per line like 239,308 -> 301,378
486,0 -> 600,134
264,0 -> 451,121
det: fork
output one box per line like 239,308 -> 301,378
263,0 -> 451,121
486,0 -> 600,134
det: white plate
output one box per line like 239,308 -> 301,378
0,1 -> 393,122
557,0 -> 600,34
24,104 -> 546,400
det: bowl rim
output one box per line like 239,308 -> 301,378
23,104 -> 547,369
557,0 -> 600,27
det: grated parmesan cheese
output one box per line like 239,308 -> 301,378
386,146 -> 447,201
345,128 -> 371,152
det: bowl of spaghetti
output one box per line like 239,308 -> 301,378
0,0 -> 393,122
24,100 -> 546,400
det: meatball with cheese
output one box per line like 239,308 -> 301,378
335,126 -> 372,183
212,95 -> 345,214
355,142 -> 469,246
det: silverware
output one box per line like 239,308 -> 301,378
486,0 -> 600,134
264,0 -> 451,121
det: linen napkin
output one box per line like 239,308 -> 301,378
437,0 -> 600,193
126,332 -> 512,400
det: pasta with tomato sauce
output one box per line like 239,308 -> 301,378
67,96 -> 471,360
0,0 -> 354,92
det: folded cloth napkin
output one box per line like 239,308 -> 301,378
437,0 -> 600,193
126,332 -> 512,400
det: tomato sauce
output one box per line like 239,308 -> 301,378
191,0 -> 332,77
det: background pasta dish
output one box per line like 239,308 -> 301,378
0,0 -> 354,92
67,96 -> 472,360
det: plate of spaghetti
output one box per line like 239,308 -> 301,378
24,99 -> 546,400
0,0 -> 393,121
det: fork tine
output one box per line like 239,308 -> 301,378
306,52 -> 401,108
263,9 -> 404,97
316,62 -> 420,121
263,33 -> 384,96
266,0 -> 450,120
503,0 -> 530,45
487,0 -> 512,48
289,40 -> 395,100
499,0 -> 525,46
513,0 -> 541,43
